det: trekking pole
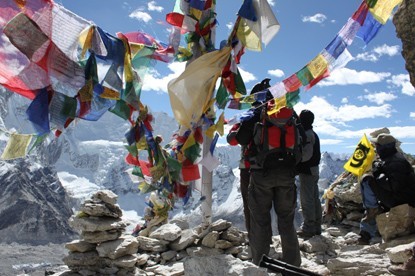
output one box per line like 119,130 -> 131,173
259,261 -> 312,276
260,255 -> 322,276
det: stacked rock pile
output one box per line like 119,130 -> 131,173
63,190 -> 138,275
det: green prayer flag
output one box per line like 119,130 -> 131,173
286,90 -> 301,108
110,100 -> 131,120
61,95 -> 77,118
216,80 -> 229,109
125,144 -> 138,157
234,67 -> 247,95
296,66 -> 313,86
132,166 -> 143,178
184,143 -> 201,163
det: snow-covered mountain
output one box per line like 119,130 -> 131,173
0,88 -> 348,241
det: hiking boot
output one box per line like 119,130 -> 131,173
388,257 -> 415,275
358,231 -> 371,245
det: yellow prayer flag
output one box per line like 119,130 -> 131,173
100,87 -> 120,100
307,54 -> 328,79
343,134 -> 375,177
181,133 -> 196,152
1,133 -> 33,160
78,79 -> 94,102
206,125 -> 216,139
189,7 -> 202,20
168,47 -> 231,128
79,25 -> 94,58
267,96 -> 286,116
237,18 -> 262,51
216,112 -> 225,136
369,0 -> 403,24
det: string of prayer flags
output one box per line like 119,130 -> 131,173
123,32 -> 176,63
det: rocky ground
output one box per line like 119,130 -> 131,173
0,243 -> 68,276
1,222 -> 415,276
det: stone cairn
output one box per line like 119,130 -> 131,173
62,190 -> 269,276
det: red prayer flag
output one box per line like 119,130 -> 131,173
182,164 -> 200,182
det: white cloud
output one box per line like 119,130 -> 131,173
355,44 -> 400,62
320,139 -> 343,145
360,92 -> 397,105
302,13 -> 327,24
295,96 -> 394,137
129,9 -> 152,23
341,98 -> 348,104
142,62 -> 186,93
388,74 -> 415,96
267,69 -> 284,78
267,0 -> 276,6
355,52 -> 378,62
388,126 -> 415,139
411,112 -> 415,119
319,68 -> 391,86
148,1 -> 163,12
373,44 -> 400,57
239,67 -> 257,83
226,22 -> 234,30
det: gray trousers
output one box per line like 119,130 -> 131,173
299,173 -> 322,234
248,168 -> 301,266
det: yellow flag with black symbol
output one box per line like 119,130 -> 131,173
344,134 -> 375,177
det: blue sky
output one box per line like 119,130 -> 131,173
57,0 -> 415,154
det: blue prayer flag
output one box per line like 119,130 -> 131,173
356,12 -> 383,45
26,88 -> 50,135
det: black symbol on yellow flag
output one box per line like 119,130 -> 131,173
349,142 -> 370,168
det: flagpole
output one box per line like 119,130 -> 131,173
186,6 -> 216,232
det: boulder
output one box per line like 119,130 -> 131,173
376,204 -> 415,241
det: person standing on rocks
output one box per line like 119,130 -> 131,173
235,78 -> 302,267
296,109 -> 322,239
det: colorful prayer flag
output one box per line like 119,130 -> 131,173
168,47 -> 231,128
356,11 -> 383,44
369,0 -> 402,24
237,0 -> 280,51
1,133 -> 33,160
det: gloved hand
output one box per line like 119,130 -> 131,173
372,160 -> 384,178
